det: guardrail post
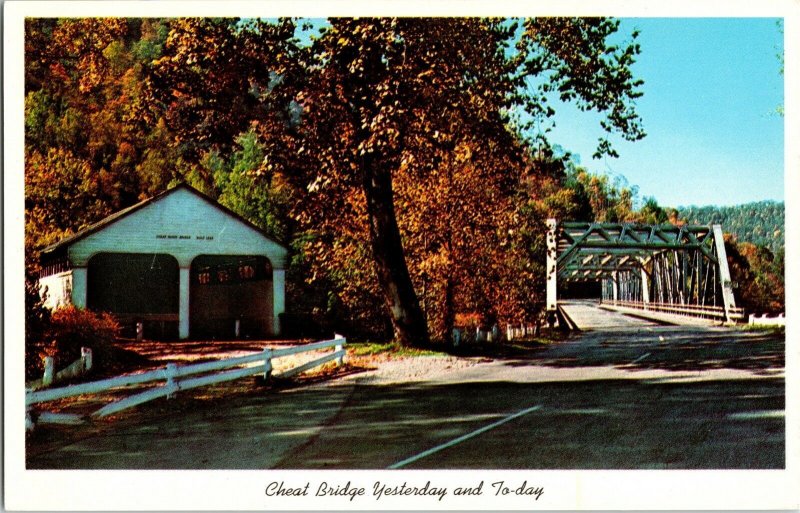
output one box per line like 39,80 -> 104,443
26,406 -> 35,432
81,347 -> 93,372
164,363 -> 177,399
42,356 -> 55,387
334,333 -> 345,366
263,348 -> 273,380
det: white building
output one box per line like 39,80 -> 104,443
38,184 -> 288,340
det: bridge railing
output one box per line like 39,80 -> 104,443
602,299 -> 745,322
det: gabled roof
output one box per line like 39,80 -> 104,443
40,183 -> 288,256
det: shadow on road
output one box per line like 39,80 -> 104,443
279,377 -> 785,470
498,327 -> 784,374
28,374 -> 784,470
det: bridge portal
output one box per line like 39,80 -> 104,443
546,220 -> 743,324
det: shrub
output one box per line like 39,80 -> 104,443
39,306 -> 121,376
25,305 -> 120,379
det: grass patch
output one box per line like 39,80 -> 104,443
349,337 -> 560,359
348,341 -> 448,358
736,324 -> 785,335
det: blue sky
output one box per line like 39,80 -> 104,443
296,18 -> 784,208
544,18 -> 784,208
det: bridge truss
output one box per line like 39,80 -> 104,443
546,220 -> 743,323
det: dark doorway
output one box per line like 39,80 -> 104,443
190,255 -> 273,339
87,253 -> 179,338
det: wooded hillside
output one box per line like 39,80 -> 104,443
678,201 -> 784,256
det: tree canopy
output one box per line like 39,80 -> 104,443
23,17 -> 784,346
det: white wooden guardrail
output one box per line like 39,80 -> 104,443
748,313 -> 785,327
25,335 -> 346,431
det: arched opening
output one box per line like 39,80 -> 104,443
87,253 -> 180,338
190,255 -> 273,339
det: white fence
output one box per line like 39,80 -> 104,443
27,347 -> 93,390
505,323 -> 541,341
26,335 -> 346,431
748,313 -> 785,327
452,325 -> 502,346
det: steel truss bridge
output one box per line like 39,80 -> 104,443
546,219 -> 744,324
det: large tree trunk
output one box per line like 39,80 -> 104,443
362,162 -> 430,347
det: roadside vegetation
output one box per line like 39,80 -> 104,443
738,324 -> 785,335
348,342 -> 448,358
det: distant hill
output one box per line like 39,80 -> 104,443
677,201 -> 784,256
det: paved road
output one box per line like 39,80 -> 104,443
559,299 -> 661,329
27,304 -> 784,470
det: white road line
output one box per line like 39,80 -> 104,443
632,352 -> 651,363
387,405 -> 542,469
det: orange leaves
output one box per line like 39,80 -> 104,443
48,18 -> 129,93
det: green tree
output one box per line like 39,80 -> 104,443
207,130 -> 291,242
638,197 -> 669,224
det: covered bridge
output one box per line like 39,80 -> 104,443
38,184 -> 288,340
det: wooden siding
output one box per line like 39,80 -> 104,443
39,271 -> 73,310
67,188 -> 287,268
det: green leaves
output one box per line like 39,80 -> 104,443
516,17 -> 646,157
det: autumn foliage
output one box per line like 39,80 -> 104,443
23,17 -> 783,349
25,303 -> 120,381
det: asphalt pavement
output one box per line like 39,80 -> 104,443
27,302 -> 785,470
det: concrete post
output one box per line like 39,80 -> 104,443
71,267 -> 88,309
178,267 -> 190,339
272,268 -> 286,336
641,268 -> 650,307
546,219 -> 558,313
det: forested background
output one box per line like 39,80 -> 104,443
678,201 -> 785,256
678,201 -> 785,315
24,18 -> 785,349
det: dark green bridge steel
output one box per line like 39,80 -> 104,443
546,220 -> 742,324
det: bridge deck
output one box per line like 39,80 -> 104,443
559,300 -> 658,330
560,300 -> 727,329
